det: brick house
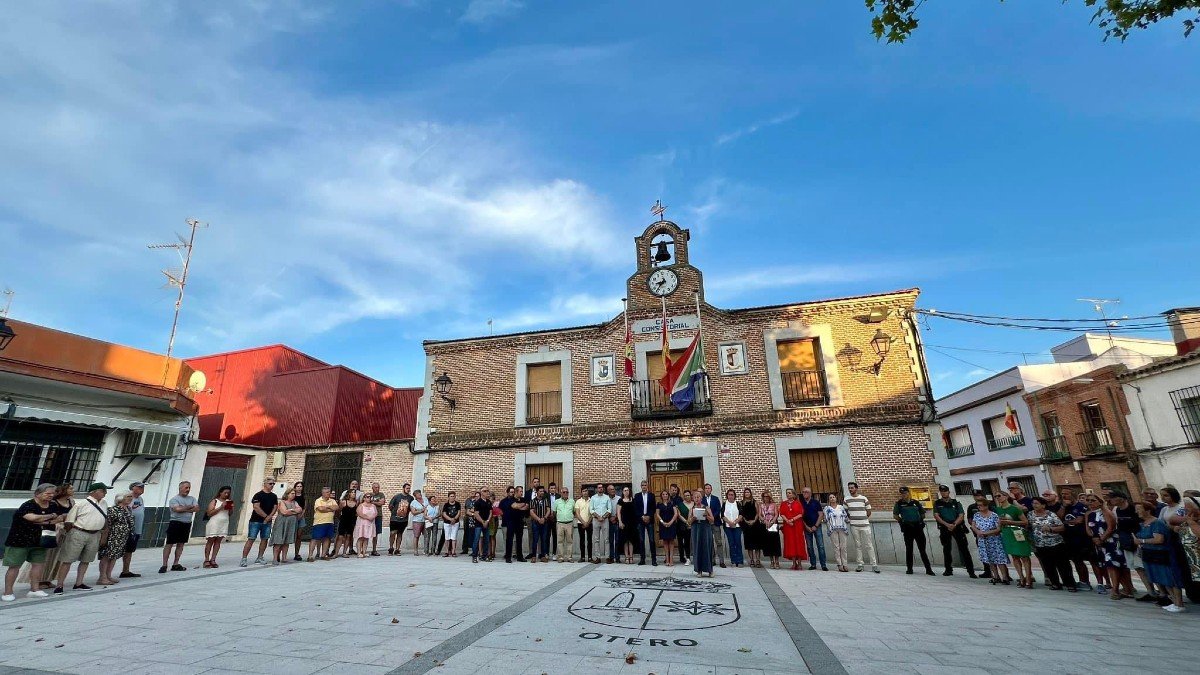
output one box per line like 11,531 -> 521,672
1024,364 -> 1147,497
413,219 -> 947,561
181,345 -> 421,540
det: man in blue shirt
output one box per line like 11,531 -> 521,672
800,487 -> 828,571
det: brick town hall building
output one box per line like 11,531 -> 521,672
413,219 -> 947,547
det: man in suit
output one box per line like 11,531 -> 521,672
702,483 -> 727,569
636,480 -> 657,566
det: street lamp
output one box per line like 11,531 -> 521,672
434,371 -> 456,409
837,329 -> 894,377
0,318 -> 15,351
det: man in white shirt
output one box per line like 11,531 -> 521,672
589,483 -> 611,564
56,482 -> 111,593
843,481 -> 879,573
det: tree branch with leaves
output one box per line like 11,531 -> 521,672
866,0 -> 1198,42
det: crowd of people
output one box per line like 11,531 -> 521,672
4,474 -> 1199,614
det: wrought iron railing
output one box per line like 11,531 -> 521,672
630,372 -> 713,419
526,391 -> 562,425
946,444 -> 975,459
986,434 -> 1024,451
1077,427 -> 1117,456
1038,435 -> 1071,461
1168,385 -> 1200,444
781,369 -> 828,408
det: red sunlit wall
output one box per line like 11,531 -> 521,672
185,346 -> 419,447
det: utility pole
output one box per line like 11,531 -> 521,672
149,218 -> 206,385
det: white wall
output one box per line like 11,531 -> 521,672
1140,447 -> 1200,491
1123,362 -> 1200,450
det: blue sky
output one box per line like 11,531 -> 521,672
2,1 -> 1198,395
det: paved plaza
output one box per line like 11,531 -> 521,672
0,542 -> 1196,675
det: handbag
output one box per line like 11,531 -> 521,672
40,529 -> 58,549
1140,547 -> 1171,565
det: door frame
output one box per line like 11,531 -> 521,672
631,441 -> 720,496
513,446 -> 574,494
775,433 -> 854,496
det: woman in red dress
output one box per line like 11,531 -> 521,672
779,488 -> 809,570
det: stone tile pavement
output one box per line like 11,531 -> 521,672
0,541 -> 1194,675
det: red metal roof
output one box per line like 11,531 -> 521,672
184,346 -> 419,447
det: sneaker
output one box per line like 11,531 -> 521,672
855,565 -> 863,572
118,572 -> 140,578
72,584 -> 92,591
822,566 -> 829,571
1156,596 -> 1174,606
293,555 -> 302,562
1097,585 -> 1109,595
170,564 -> 186,572
27,590 -> 49,598
942,570 -> 953,576
240,558 -> 249,568
0,595 -> 14,602
53,587 -> 64,595
1164,604 -> 1186,613
873,567 -> 880,573
253,557 -> 266,565
158,566 -> 168,574
808,565 -> 817,570
1077,582 -> 1093,591
925,570 -> 936,576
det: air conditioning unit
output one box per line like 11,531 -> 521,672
117,430 -> 182,458
271,451 -> 286,470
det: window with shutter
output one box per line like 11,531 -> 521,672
776,339 -> 827,407
525,363 -> 562,424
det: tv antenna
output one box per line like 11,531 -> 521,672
1077,298 -> 1120,345
149,218 -> 207,384
1,288 -> 12,318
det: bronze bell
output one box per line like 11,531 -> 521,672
651,240 -> 672,263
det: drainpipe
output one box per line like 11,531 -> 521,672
1107,383 -> 1143,494
1126,383 -> 1157,449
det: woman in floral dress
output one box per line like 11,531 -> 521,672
759,491 -> 781,569
970,497 -> 1010,585
97,492 -> 134,586
1085,493 -> 1128,597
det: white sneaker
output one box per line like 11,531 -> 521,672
239,558 -> 248,567
1,594 -> 15,602
27,590 -> 49,598
1164,604 -> 1186,613
253,557 -> 266,565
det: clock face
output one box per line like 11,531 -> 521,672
647,268 -> 679,297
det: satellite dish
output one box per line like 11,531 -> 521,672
188,370 -> 207,393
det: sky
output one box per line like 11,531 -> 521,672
2,1 -> 1198,396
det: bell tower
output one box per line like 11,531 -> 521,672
626,216 -> 704,311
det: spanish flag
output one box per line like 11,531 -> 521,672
1004,403 -> 1019,434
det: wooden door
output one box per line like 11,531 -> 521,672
788,448 -> 842,502
525,463 -> 563,492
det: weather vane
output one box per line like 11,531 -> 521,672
651,200 -> 667,220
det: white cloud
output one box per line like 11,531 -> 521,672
0,1 -> 620,350
461,0 -> 526,25
476,293 -> 623,334
715,109 -> 801,146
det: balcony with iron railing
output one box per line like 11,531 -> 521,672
525,391 -> 562,425
946,444 -> 975,459
1077,427 -> 1117,456
781,369 -> 829,408
1038,435 -> 1071,461
630,372 -> 713,420
986,434 -> 1025,451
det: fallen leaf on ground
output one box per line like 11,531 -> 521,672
34,638 -> 43,642
624,652 -> 637,664
413,652 -> 423,658
737,647 -> 752,653
391,618 -> 400,624
54,644 -> 64,648
534,638 -> 542,642
408,583 -> 416,587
